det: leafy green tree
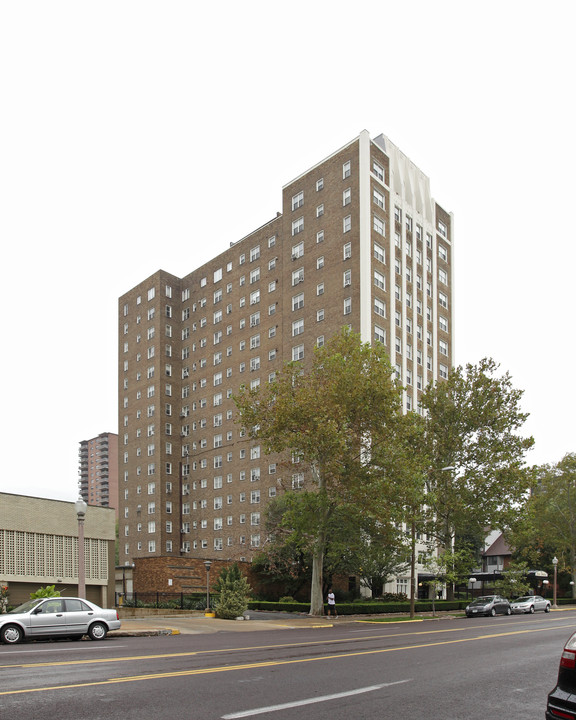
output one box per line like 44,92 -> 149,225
493,561 -> 531,599
422,546 -> 477,614
30,585 -> 60,599
235,328 -> 403,616
520,454 -> 576,597
213,564 -> 252,620
420,358 -> 533,597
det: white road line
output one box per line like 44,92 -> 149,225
221,680 -> 412,718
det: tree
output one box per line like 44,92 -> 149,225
493,561 -> 531,600
234,328 -> 403,616
422,546 -> 477,615
420,358 -> 533,597
213,564 -> 252,620
521,454 -> 576,597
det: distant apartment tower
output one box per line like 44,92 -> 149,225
118,130 -> 454,576
78,432 -> 119,515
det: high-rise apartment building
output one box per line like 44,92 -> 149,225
118,130 -> 454,585
78,432 -> 119,515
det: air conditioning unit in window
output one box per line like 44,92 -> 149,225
180,546 -> 189,553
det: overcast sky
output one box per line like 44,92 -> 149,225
2,1 -> 574,502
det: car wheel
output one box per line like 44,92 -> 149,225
88,622 -> 108,641
490,608 -> 496,617
545,605 -> 551,613
1,624 -> 23,644
506,607 -> 512,615
529,606 -> 535,614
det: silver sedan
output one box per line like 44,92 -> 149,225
0,596 -> 121,644
510,595 -> 551,614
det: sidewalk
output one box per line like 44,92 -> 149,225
110,612 -> 337,637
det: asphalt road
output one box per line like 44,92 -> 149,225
0,610 -> 573,719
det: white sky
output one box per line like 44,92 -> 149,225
2,1 -> 574,502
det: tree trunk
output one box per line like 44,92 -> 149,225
410,520 -> 416,618
309,531 -> 326,616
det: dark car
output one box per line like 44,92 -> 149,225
546,630 -> 576,719
0,597 -> 120,644
465,595 -> 511,617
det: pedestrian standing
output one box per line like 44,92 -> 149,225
326,588 -> 337,618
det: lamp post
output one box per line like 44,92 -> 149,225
552,556 -> 559,609
543,579 -> 549,598
203,560 -> 212,612
75,497 -> 88,599
469,577 -> 477,601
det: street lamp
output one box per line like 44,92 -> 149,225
543,579 -> 550,598
203,560 -> 212,612
553,557 -> 559,609
74,497 -> 88,599
469,577 -> 477,600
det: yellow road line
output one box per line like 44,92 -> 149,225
0,624 -> 566,697
0,620 -> 568,671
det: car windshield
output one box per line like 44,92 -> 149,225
514,597 -> 533,603
469,596 -> 494,605
7,598 -> 43,614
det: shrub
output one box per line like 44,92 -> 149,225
30,585 -> 60,599
214,564 -> 252,620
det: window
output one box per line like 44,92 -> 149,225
439,340 -> 449,356
316,308 -> 324,322
292,241 -> 304,260
374,298 -> 386,317
394,206 -> 402,223
249,268 -> 260,284
292,217 -> 304,236
373,216 -> 385,236
316,255 -> 324,269
439,363 -> 448,379
439,268 -> 448,285
439,291 -> 448,309
343,242 -> 352,260
292,191 -> 304,211
316,283 -> 324,296
372,161 -> 384,182
343,215 -> 351,233
439,316 -> 448,332
439,244 -> 448,261
374,270 -> 385,290
395,310 -> 401,327
292,267 -> 304,286
292,344 -> 304,361
343,188 -> 351,206
316,230 -> 324,244
316,204 -> 324,218
316,177 -> 324,191
438,220 -> 447,238
343,297 -> 351,315
343,269 -> 351,287
343,160 -> 351,179
292,319 -> 304,336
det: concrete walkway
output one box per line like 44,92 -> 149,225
110,613 -> 339,636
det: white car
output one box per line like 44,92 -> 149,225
510,595 -> 551,614
0,596 -> 121,644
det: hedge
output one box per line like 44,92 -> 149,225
247,600 -> 470,615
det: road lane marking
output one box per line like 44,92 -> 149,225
0,623 -> 570,697
220,680 -> 412,718
0,621 -> 572,670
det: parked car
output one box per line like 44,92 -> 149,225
465,595 -> 511,617
510,594 -> 551,614
0,597 -> 120,644
546,630 -> 576,718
